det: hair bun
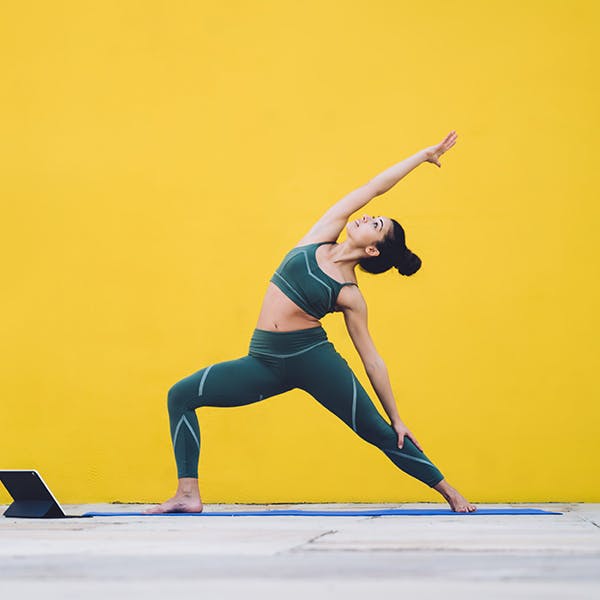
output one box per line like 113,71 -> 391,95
395,248 -> 422,276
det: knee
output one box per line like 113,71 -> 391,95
167,381 -> 188,414
358,421 -> 397,449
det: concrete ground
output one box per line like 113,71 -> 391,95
1,503 -> 599,599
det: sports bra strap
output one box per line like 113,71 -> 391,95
311,242 -> 359,288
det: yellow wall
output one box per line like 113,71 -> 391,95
1,1 -> 598,504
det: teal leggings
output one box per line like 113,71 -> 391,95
167,326 -> 444,487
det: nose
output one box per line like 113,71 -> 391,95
361,214 -> 370,223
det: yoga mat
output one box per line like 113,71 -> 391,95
83,508 -> 562,517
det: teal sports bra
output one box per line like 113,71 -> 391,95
270,242 -> 358,319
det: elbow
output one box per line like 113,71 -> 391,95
365,355 -> 386,373
367,180 -> 384,197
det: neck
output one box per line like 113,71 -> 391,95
328,240 -> 366,269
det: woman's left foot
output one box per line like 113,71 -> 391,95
143,494 -> 203,514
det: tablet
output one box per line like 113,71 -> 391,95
0,470 -> 68,518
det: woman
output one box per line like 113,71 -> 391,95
147,130 -> 476,514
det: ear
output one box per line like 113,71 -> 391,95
365,245 -> 380,257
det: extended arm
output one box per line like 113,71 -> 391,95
341,288 -> 402,425
301,131 -> 457,244
370,130 -> 457,195
369,150 -> 428,196
324,149 -> 428,224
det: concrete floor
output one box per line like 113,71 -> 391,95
1,503 -> 599,599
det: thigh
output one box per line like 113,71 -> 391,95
171,354 -> 292,410
289,342 -> 394,446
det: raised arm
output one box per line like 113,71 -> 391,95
300,131 -> 457,244
370,130 -> 457,196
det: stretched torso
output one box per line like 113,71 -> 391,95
255,240 -> 358,332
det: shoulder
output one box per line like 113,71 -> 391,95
334,282 -> 365,313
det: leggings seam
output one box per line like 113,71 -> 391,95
382,447 -> 435,467
198,364 -> 214,396
351,374 -> 357,432
172,414 -> 200,450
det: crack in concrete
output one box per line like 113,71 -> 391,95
280,529 -> 339,555
572,513 -> 600,530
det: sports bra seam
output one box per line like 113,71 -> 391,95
284,243 -> 352,288
301,250 -> 333,304
277,251 -> 359,288
270,275 -> 321,319
271,242 -> 358,317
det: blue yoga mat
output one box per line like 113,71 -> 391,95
83,508 -> 562,517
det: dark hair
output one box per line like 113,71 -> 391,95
358,218 -> 422,276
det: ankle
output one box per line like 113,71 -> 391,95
176,477 -> 200,497
176,489 -> 199,497
433,479 -> 455,500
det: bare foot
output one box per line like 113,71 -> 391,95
446,489 -> 477,513
144,477 -> 203,514
433,479 -> 477,513
144,495 -> 203,514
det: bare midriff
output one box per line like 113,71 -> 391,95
254,282 -> 323,332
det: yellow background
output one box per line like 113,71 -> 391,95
1,1 -> 598,504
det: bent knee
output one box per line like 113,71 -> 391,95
167,381 -> 190,413
358,422 -> 397,448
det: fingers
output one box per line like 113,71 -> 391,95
409,433 -> 423,452
397,432 -> 405,449
442,130 -> 458,150
398,431 -> 424,452
434,131 -> 457,162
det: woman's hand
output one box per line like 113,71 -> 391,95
423,130 -> 458,168
392,420 -> 423,452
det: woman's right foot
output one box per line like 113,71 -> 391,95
143,495 -> 203,514
445,489 -> 477,513
433,479 -> 477,513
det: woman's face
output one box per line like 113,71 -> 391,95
346,214 -> 393,252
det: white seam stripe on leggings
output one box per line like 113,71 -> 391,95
351,374 -> 357,432
382,447 -> 434,467
173,414 -> 200,450
198,364 -> 214,396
